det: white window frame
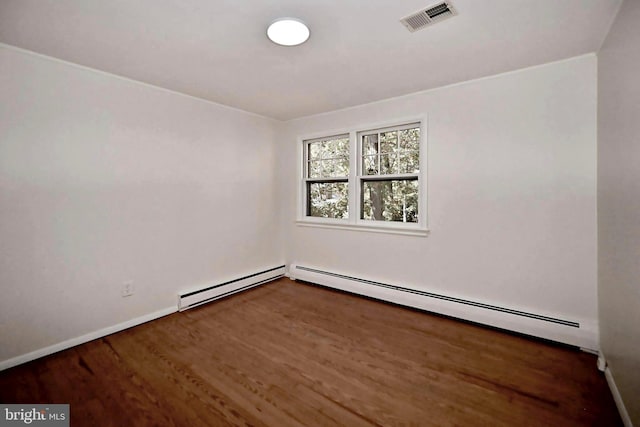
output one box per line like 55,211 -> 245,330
297,116 -> 428,236
302,133 -> 350,222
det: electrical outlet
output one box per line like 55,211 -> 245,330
121,281 -> 134,297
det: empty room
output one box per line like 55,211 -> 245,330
0,0 -> 638,426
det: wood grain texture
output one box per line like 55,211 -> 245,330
0,278 -> 621,426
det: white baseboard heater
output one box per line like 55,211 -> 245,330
178,265 -> 285,311
289,264 -> 598,351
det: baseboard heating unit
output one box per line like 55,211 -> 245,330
178,265 -> 286,311
289,264 -> 598,351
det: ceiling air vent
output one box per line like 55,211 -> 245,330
400,2 -> 457,32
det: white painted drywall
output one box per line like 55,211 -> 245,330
598,0 -> 640,423
279,55 -> 598,332
0,43 -> 602,372
0,45 -> 283,363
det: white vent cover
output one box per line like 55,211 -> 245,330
400,2 -> 457,32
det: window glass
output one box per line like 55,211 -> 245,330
361,179 -> 419,223
304,135 -> 350,219
359,124 -> 420,223
302,122 -> 423,229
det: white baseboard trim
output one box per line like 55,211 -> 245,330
0,306 -> 176,372
604,363 -> 634,427
290,263 -> 599,351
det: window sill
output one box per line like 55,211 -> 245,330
295,220 -> 430,237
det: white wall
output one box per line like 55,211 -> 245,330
0,42 -> 602,372
279,55 -> 598,335
598,0 -> 640,423
0,45 -> 283,364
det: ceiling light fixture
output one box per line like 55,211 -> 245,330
267,18 -> 310,46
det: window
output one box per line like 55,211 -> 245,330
359,123 -> 420,223
300,120 -> 426,235
304,134 -> 350,219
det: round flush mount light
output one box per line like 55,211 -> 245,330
267,18 -> 310,46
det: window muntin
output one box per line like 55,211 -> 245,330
358,124 -> 420,223
304,135 -> 349,219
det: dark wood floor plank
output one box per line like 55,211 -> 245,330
0,278 -> 621,426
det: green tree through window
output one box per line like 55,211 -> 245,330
302,122 -> 424,230
305,135 -> 349,219
360,125 -> 420,223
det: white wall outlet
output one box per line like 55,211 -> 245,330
121,281 -> 134,297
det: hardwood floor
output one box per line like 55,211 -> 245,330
0,278 -> 621,426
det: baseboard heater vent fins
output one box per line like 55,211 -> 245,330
294,265 -> 578,328
178,265 -> 285,311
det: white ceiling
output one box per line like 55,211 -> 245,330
0,0 -> 622,120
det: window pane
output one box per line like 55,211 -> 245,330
321,137 -> 349,159
321,159 -> 335,177
362,155 -> 378,175
399,127 -> 420,151
335,137 -> 351,155
361,179 -> 418,223
337,157 -> 349,176
398,150 -> 419,174
308,141 -> 323,161
362,134 -> 378,155
307,160 -> 321,178
380,153 -> 398,175
308,182 -> 349,219
380,131 -> 398,154
319,158 -> 349,178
